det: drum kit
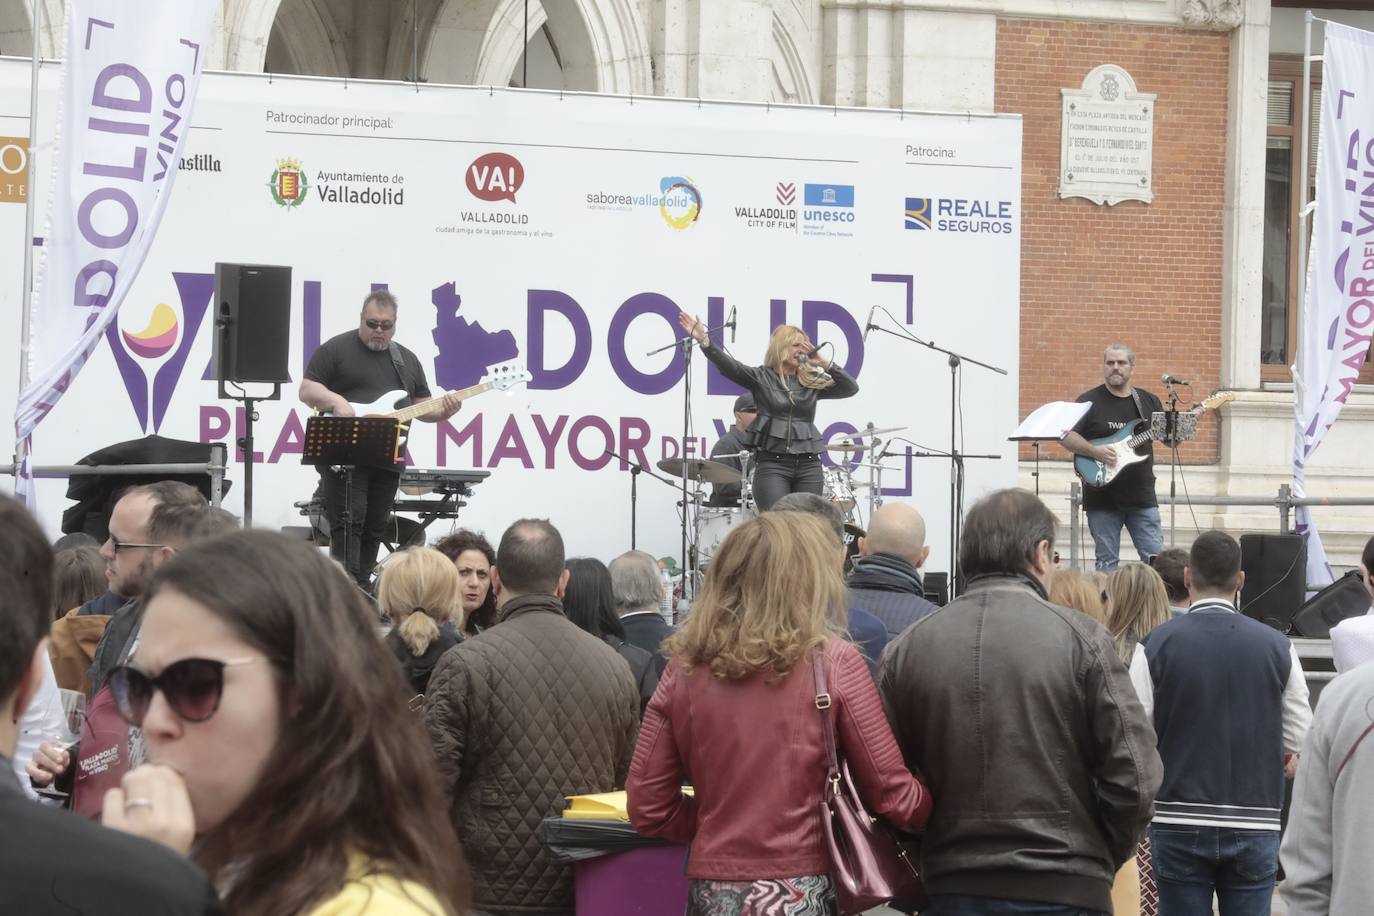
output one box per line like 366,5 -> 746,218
655,423 -> 908,569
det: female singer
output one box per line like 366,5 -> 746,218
678,310 -> 858,510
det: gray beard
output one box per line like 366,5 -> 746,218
365,338 -> 389,352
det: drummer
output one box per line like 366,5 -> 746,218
707,393 -> 756,507
679,311 -> 859,510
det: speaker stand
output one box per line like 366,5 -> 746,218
219,380 -> 281,526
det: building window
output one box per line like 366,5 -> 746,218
1264,57 -> 1373,382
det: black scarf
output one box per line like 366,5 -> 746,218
847,552 -> 924,596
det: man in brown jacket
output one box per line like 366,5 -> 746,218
424,518 -> 640,916
879,489 -> 1162,916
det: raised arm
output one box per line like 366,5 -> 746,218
678,310 -> 765,390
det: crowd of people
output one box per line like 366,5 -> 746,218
1,479 -> 1372,916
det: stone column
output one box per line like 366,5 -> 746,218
823,2 -> 995,112
654,0 -> 772,100
1219,0 -> 1269,392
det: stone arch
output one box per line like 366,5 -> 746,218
0,0 -> 63,58
771,8 -> 815,104
261,0 -> 349,77
425,0 -> 650,93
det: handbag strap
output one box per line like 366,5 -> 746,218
812,650 -> 840,782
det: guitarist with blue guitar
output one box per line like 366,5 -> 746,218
299,289 -> 465,587
1060,344 -> 1165,572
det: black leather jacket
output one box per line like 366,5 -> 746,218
878,574 -> 1162,912
700,341 -> 858,454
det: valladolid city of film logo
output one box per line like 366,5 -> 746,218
269,157 -> 308,208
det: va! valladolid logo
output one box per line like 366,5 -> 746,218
269,157 -> 308,208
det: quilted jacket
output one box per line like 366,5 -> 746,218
424,593 -> 640,914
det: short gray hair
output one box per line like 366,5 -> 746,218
609,550 -> 662,612
362,288 -> 398,316
1104,343 -> 1134,366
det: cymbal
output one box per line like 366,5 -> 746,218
655,457 -> 742,484
834,425 -> 907,442
826,442 -> 867,453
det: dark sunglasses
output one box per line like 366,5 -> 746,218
109,657 -> 270,727
365,319 -> 394,331
106,533 -> 166,552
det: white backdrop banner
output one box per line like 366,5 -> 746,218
1293,21 -> 1374,585
14,0 -> 215,501
0,64 -> 1022,569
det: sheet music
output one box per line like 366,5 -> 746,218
1010,401 -> 1092,441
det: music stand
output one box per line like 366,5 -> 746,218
1010,401 -> 1092,496
302,416 -> 403,583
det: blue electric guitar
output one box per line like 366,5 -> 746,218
1074,390 -> 1234,488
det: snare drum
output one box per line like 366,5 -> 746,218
823,466 -> 857,516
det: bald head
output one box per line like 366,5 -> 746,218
860,503 -> 929,569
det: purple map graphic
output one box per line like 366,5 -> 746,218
431,281 -> 520,390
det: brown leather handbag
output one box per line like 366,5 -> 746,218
813,653 -> 924,915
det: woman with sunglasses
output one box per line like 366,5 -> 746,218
100,530 -> 468,915
677,310 -> 858,511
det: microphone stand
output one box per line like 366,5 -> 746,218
1164,381 -> 1181,548
868,317 -> 1006,597
647,319 -> 733,601
602,448 -> 678,550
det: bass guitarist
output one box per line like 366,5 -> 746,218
1060,343 -> 1163,571
299,289 -> 462,586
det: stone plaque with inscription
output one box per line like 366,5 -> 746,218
1060,65 -> 1155,205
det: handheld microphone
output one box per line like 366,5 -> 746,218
862,306 -> 877,343
728,304 -> 737,345
1160,373 -> 1191,386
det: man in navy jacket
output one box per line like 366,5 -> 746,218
1130,530 -> 1311,915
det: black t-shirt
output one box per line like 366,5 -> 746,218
1074,384 -> 1162,510
303,330 -> 432,410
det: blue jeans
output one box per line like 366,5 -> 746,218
1149,825 -> 1279,916
922,897 -> 1107,916
1086,504 -> 1163,571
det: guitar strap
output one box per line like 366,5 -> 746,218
387,343 -> 413,401
1130,388 -> 1147,423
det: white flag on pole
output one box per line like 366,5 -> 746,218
13,1 -> 215,502
1293,22 -> 1374,585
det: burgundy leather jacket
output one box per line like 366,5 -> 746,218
627,639 -> 930,880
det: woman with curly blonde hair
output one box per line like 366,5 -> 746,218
628,512 -> 929,915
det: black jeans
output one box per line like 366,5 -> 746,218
752,452 -> 824,510
319,465 -> 400,586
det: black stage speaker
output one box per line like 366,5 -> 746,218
1239,534 -> 1307,632
1291,570 -> 1371,638
213,262 -> 291,383
924,571 -> 950,608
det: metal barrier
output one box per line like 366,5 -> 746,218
1,442 -> 229,507
1067,481 -> 1374,571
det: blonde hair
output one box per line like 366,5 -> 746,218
664,512 -> 845,680
377,548 -> 463,656
1106,563 -> 1171,664
762,324 -> 810,376
1049,569 -> 1108,624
